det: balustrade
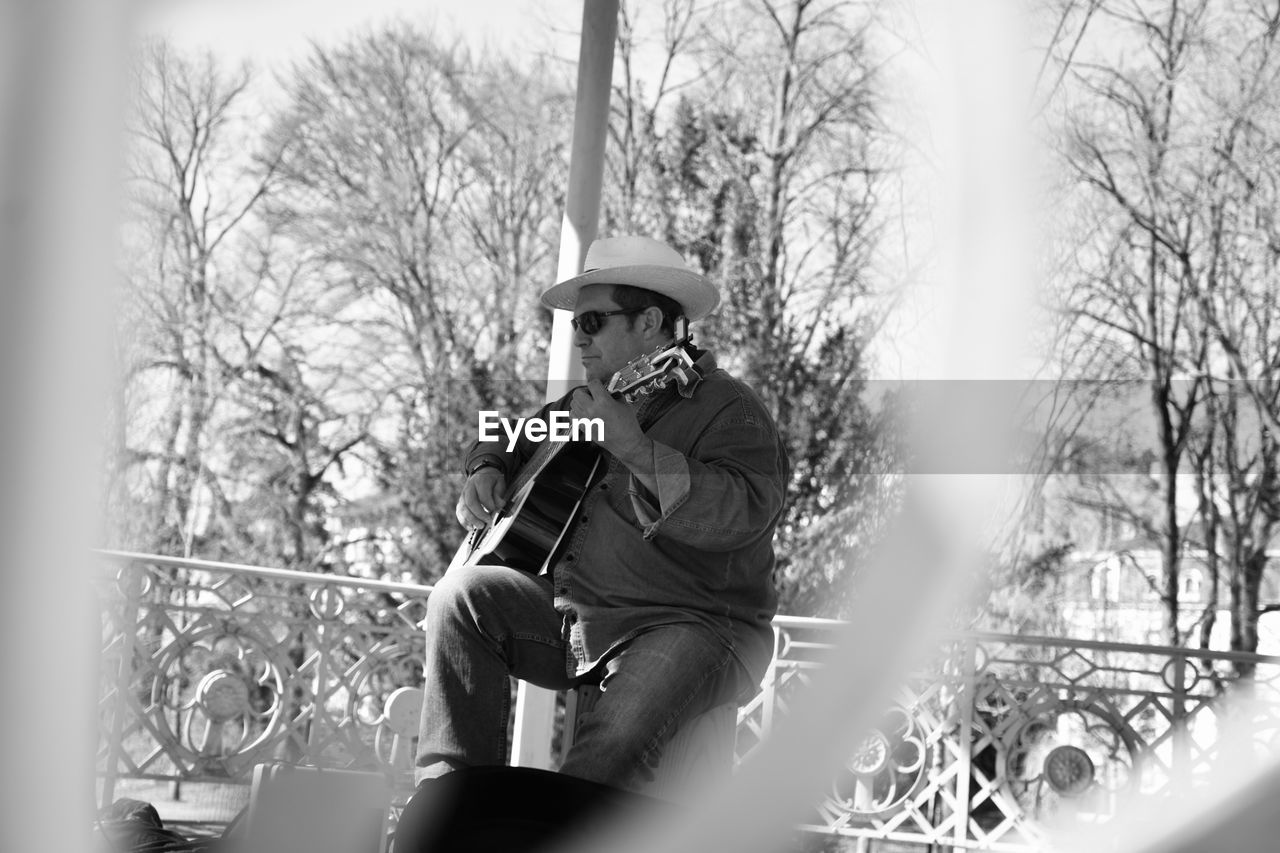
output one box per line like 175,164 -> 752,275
97,552 -> 1280,849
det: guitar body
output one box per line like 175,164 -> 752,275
447,335 -> 697,576
448,442 -> 601,574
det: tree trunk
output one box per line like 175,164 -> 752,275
1193,435 -> 1220,651
1153,376 -> 1183,646
1233,548 -> 1265,679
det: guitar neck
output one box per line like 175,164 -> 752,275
498,343 -> 696,508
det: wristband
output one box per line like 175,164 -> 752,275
466,458 -> 504,478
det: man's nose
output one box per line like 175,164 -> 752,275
573,326 -> 592,347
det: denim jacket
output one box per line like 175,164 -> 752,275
464,349 -> 789,694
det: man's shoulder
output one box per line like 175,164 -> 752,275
694,365 -> 778,429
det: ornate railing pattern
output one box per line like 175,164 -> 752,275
742,621 -> 1280,850
98,552 -> 1280,848
96,552 -> 431,806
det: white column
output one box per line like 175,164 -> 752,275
511,0 -> 619,771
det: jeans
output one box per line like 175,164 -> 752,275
414,564 -> 744,790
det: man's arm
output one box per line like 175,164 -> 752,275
569,379 -> 788,549
626,422 -> 787,549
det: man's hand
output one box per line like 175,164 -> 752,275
456,467 -> 507,530
569,379 -> 650,465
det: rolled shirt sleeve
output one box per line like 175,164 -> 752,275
627,409 -> 787,551
628,441 -> 691,538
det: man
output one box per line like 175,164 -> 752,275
415,235 -> 789,791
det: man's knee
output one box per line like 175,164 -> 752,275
426,567 -> 501,629
425,565 -> 545,639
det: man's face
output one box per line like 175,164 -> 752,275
572,284 -> 653,383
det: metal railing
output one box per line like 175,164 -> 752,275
96,551 -> 432,806
746,621 -> 1280,849
96,551 -> 1280,849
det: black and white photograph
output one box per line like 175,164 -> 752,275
4,1 -> 1280,851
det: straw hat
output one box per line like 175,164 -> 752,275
539,236 -> 720,321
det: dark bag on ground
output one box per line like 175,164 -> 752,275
96,798 -> 215,853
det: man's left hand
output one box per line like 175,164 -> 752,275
569,379 -> 649,464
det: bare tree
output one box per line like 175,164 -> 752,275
1046,0 -> 1280,652
267,25 -> 572,579
113,41 -> 280,556
598,0 -> 891,615
451,53 -> 572,395
1052,1 -> 1218,645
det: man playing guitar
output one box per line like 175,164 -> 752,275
414,235 -> 789,792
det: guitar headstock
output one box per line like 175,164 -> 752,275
607,337 -> 697,403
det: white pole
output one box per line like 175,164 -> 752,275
511,0 -> 619,771
543,0 -> 619,403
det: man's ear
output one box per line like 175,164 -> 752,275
640,305 -> 665,339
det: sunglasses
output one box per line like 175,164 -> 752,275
571,308 -> 645,335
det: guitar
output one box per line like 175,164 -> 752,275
447,338 -> 698,574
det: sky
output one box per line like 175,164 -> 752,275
129,0 -> 1060,392
140,0 -> 582,71
132,0 -> 1049,383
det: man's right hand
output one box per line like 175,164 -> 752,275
456,467 -> 508,530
